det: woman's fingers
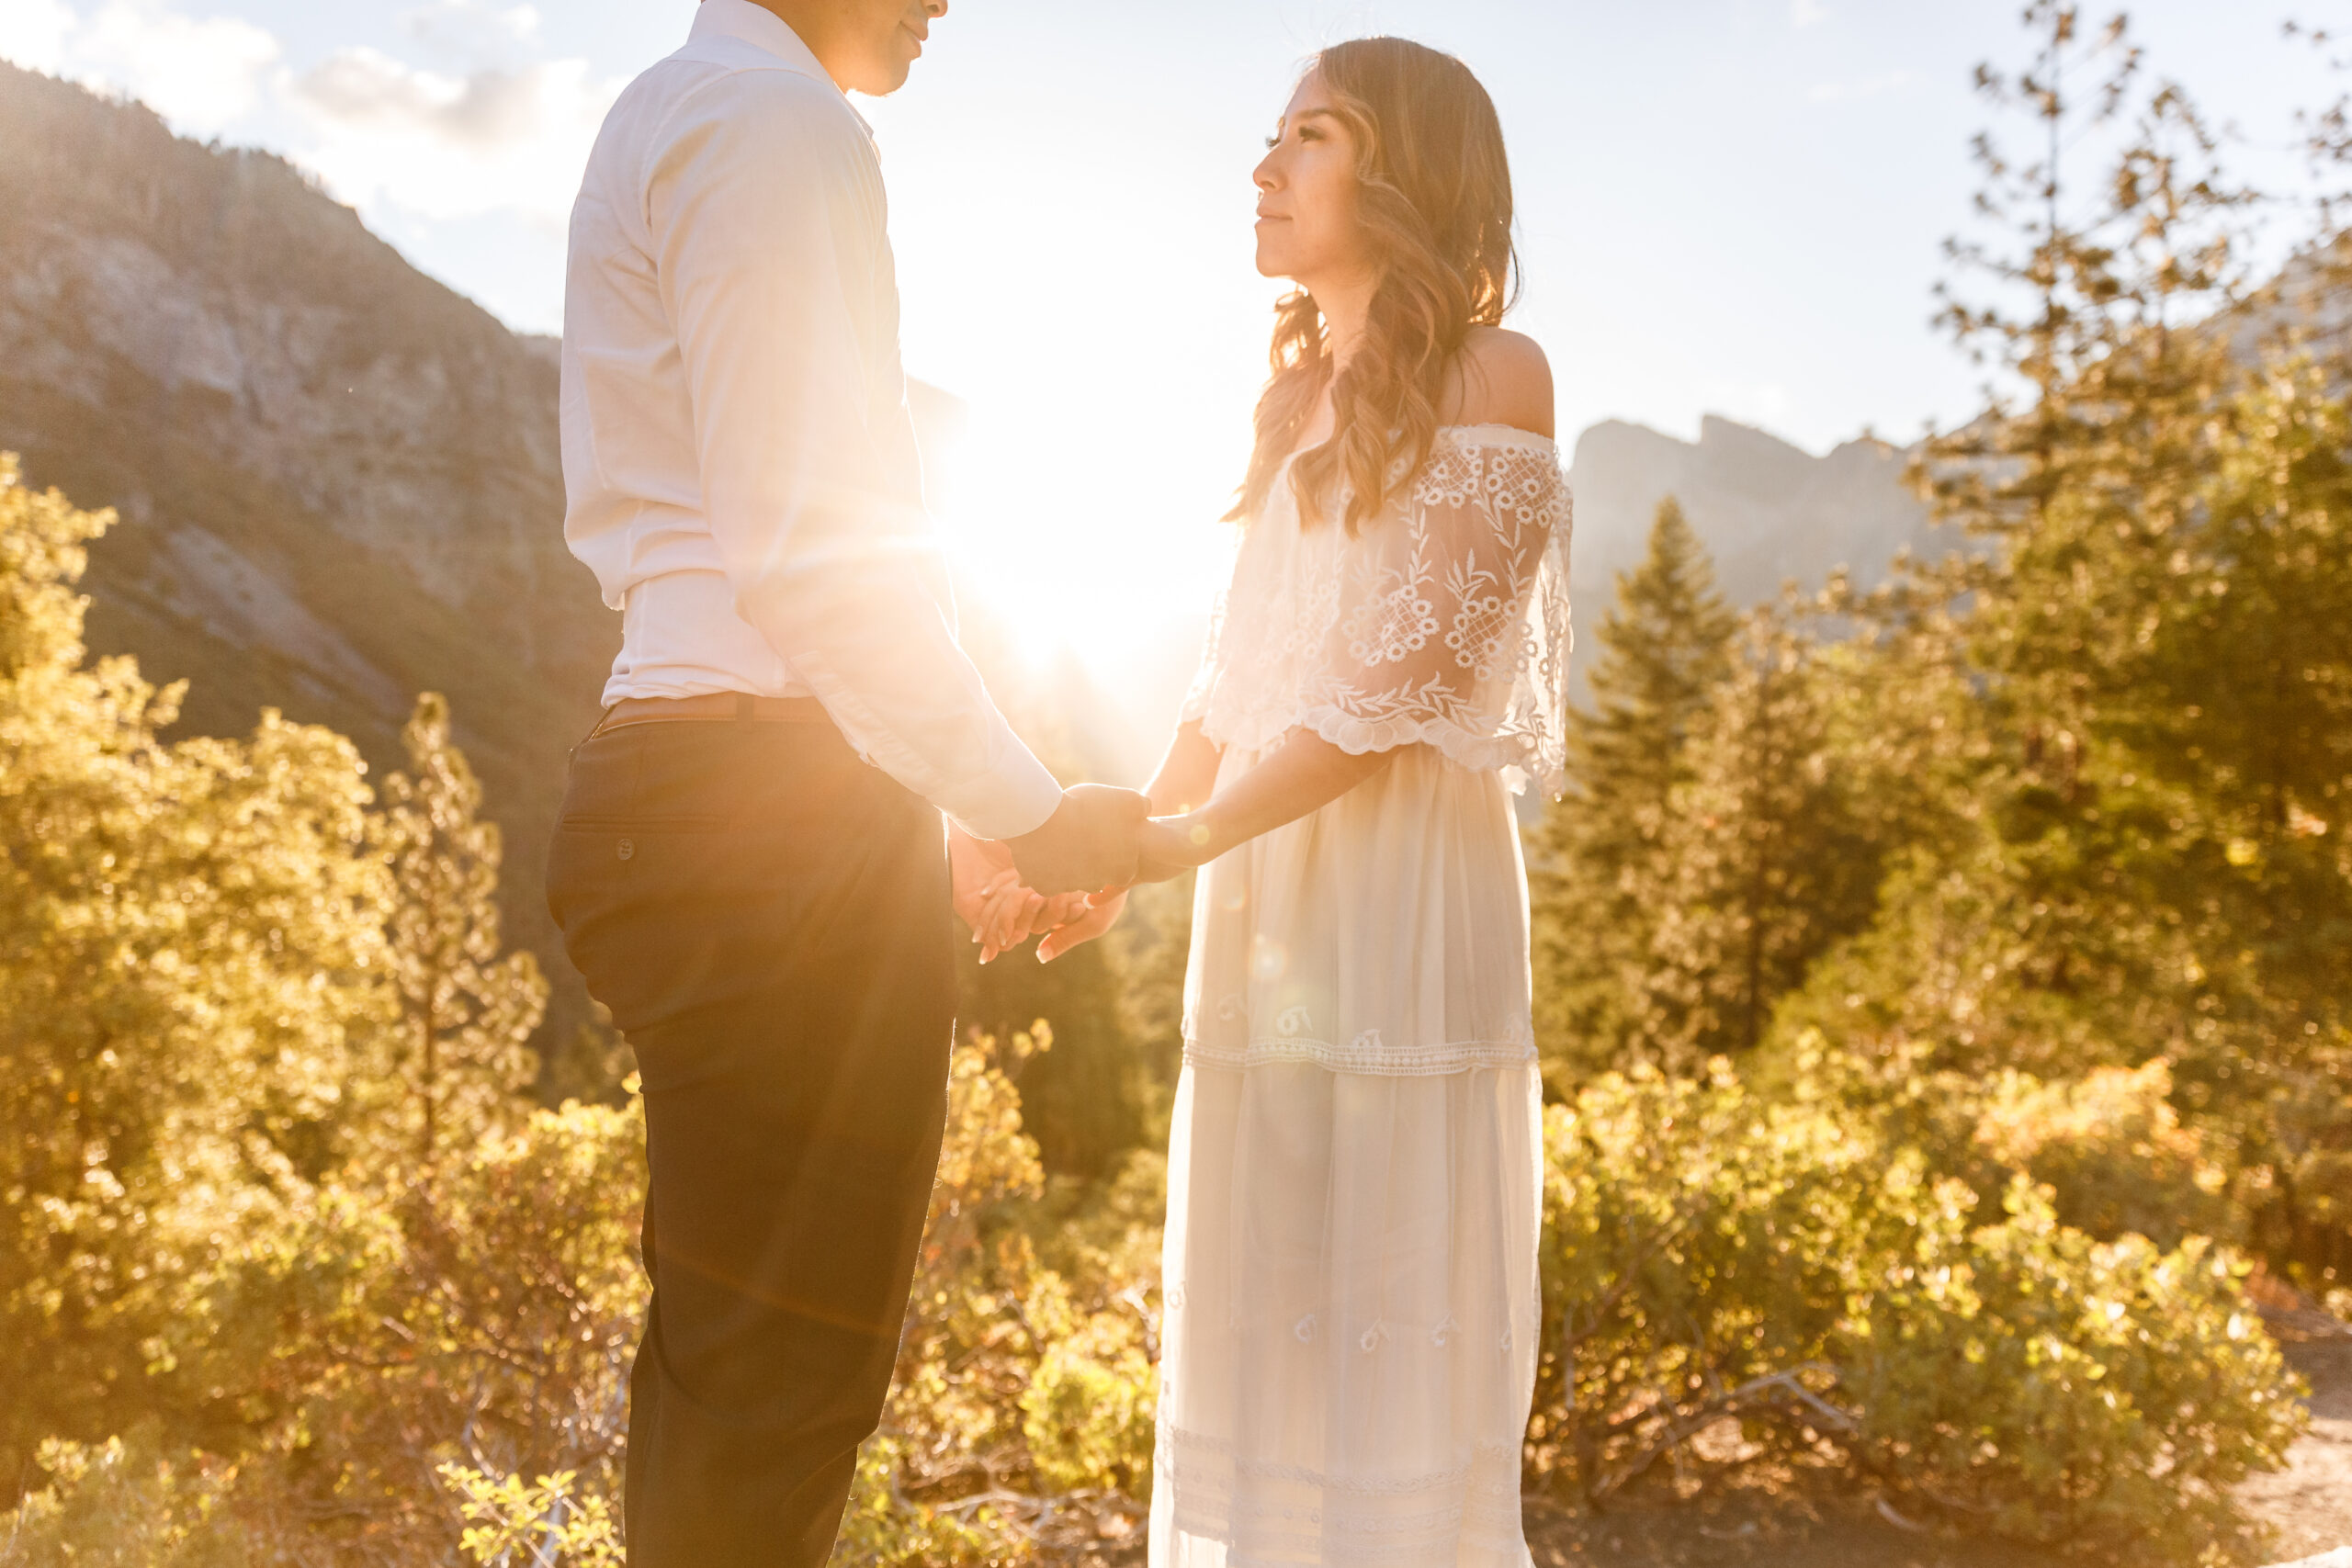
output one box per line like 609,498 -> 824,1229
974,877 -> 1114,962
1037,889 -> 1128,964
962,869 -> 1019,942
1039,891 -> 1092,930
976,878 -> 1030,963
1001,891 -> 1047,949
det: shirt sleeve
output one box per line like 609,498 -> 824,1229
645,72 -> 1062,840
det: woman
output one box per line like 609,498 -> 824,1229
1012,35 -> 1570,1567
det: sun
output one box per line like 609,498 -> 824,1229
922,392 -> 1242,704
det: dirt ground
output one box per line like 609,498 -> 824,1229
2236,1337 -> 2352,1564
1521,1334 -> 2352,1568
1057,1329 -> 2351,1568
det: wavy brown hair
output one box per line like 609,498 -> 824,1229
1231,37 -> 1519,533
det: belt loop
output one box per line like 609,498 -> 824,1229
734,692 -> 754,723
573,704 -> 616,760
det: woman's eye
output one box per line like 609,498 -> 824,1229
1264,135 -> 1281,150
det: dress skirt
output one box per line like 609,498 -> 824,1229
1149,745 -> 1544,1568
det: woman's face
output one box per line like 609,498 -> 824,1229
1252,69 -> 1374,287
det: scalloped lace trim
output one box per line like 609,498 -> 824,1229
1181,434 -> 1573,797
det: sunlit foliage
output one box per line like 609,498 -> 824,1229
5,11 -> 2345,1557
374,693 -> 545,1167
1528,1055 -> 2303,1563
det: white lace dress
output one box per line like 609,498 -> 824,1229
1151,425 -> 1572,1568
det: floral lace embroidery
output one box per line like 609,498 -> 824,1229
1183,427 -> 1574,795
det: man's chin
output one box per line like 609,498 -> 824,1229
859,54 -> 917,96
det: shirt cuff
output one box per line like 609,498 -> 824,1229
939,749 -> 1064,842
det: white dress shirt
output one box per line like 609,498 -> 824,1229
560,0 -> 1063,840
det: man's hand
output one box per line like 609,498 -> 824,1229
1131,813 -> 1222,882
1006,784 -> 1149,896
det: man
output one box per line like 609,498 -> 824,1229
545,1 -> 1144,1561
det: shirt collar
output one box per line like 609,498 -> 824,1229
689,0 -> 839,91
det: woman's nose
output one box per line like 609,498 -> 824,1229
1253,154 -> 1278,192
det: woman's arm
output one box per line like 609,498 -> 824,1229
1136,730 -> 1395,876
1144,720 -> 1225,816
1033,720 -> 1227,963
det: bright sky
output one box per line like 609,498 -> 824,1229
0,0 -> 2339,679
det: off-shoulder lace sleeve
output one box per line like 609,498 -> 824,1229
1191,430 -> 1573,794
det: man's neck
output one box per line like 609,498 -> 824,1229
738,0 -> 852,92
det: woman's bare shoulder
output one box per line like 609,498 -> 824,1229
1443,326 -> 1555,438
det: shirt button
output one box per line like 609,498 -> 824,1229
616,839 -> 636,862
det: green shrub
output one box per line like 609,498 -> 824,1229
1532,1056 -> 2305,1563
0,1438 -> 247,1568
1847,1179 -> 2301,1559
437,1464 -> 622,1568
1971,1061 -> 2240,1248
1021,1298 -> 1158,1498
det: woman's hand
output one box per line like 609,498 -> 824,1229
1036,887 -> 1129,964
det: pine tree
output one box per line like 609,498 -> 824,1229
1531,497 -> 1736,1087
1780,4 -> 2352,1288
1640,614 -> 1887,1067
378,693 -> 544,1168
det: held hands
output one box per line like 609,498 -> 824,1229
947,828 -> 1091,963
951,801 -> 1227,965
950,784 -> 1148,965
1006,784 -> 1150,896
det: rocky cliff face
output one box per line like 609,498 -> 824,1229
0,63 -> 606,728
0,61 -> 615,1071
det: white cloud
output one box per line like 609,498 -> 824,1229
1792,0 -> 1830,27
286,46 -> 620,225
399,0 -> 541,60
75,0 -> 278,130
0,0 -> 75,73
1807,69 -> 1917,105
3,0 -> 279,133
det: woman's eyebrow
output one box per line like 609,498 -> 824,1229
1274,107 -> 1340,135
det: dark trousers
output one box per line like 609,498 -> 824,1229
546,715 -> 955,1567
